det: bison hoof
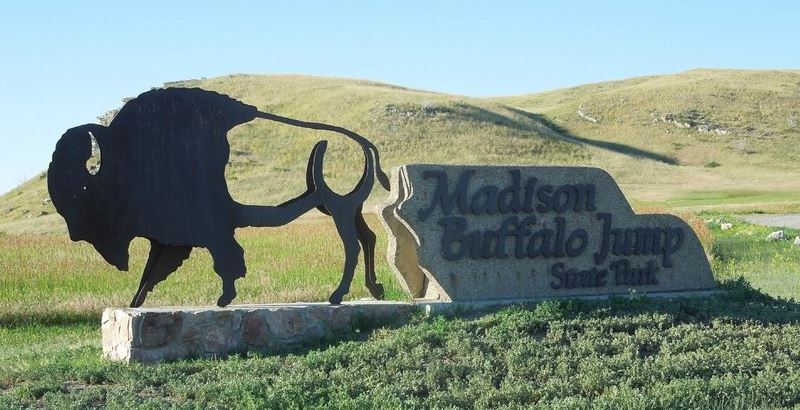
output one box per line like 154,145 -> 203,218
217,290 -> 236,307
328,292 -> 344,305
368,283 -> 385,300
130,292 -> 147,308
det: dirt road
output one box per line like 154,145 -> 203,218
739,214 -> 800,229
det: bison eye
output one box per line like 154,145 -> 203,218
86,132 -> 101,175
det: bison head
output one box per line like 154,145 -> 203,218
48,124 -> 129,270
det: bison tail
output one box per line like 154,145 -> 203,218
305,138 -> 376,204
254,111 -> 390,192
371,144 -> 391,191
305,140 -> 332,215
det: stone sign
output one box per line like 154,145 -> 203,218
380,165 -> 716,301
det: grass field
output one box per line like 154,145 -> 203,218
3,212 -> 800,408
666,190 -> 800,210
0,215 -> 407,326
706,213 -> 800,301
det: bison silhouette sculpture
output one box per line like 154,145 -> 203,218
47,88 -> 390,307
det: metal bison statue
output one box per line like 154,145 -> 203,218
47,88 -> 389,307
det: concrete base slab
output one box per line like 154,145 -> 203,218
102,289 -> 720,363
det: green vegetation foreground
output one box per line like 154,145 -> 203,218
3,283 -> 800,409
2,214 -> 800,408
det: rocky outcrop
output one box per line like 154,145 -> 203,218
651,110 -> 733,135
767,230 -> 787,241
577,105 -> 599,123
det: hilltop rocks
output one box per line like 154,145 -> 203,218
97,97 -> 133,126
97,109 -> 118,126
162,78 -> 204,88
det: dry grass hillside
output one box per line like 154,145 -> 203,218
3,69 -> 800,234
496,69 -> 800,207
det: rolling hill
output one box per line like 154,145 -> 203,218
3,69 -> 800,234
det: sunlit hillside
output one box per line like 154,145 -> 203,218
3,69 -> 800,233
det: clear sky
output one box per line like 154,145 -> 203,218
1,1 -> 798,194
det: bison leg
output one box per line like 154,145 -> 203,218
208,239 -> 246,307
130,239 -> 192,308
355,209 -> 384,300
328,206 -> 361,305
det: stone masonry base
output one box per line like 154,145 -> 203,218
102,301 -> 417,363
103,290 -> 719,364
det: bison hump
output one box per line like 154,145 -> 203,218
111,87 -> 258,134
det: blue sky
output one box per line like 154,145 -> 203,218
1,1 -> 799,194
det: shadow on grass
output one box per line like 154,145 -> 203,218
502,106 -> 679,165
387,99 -> 682,165
0,311 -> 100,328
261,278 -> 800,359
239,309 -> 424,360
621,278 -> 800,323
0,304 -> 421,362
487,277 -> 800,327
277,281 -> 795,359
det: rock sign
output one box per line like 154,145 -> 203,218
381,165 -> 716,301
